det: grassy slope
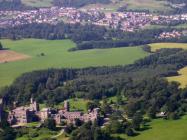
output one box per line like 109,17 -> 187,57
114,115 -> 187,140
21,0 -> 173,13
21,0 -> 53,7
82,0 -> 172,13
0,39 -> 148,87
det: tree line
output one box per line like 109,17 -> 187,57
1,23 -> 187,51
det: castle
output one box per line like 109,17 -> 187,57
7,99 -> 99,126
0,98 -> 3,122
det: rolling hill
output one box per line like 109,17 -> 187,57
0,39 -> 148,87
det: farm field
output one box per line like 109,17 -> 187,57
20,0 -> 172,12
0,50 -> 30,63
150,43 -> 187,88
114,115 -> 187,140
21,0 -> 53,7
0,39 -> 148,88
150,43 -> 187,52
167,67 -> 187,88
82,0 -> 173,13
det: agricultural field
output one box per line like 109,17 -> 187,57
150,43 -> 187,52
0,50 -> 30,63
19,0 -> 173,13
0,39 -> 148,88
114,115 -> 187,140
150,43 -> 187,88
144,23 -> 187,30
21,0 -> 53,7
82,0 -> 173,13
167,67 -> 187,88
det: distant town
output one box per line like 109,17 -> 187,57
1,6 -> 187,32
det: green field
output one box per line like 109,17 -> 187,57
82,0 -> 173,13
21,0 -> 53,7
16,128 -> 59,140
54,98 -> 89,112
114,115 -> 187,140
21,0 -> 173,13
0,39 -> 148,88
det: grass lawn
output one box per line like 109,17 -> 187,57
167,67 -> 187,88
16,128 -> 59,140
0,39 -> 148,88
150,43 -> 187,52
114,115 -> 187,140
54,98 -> 89,112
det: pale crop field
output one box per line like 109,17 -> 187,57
167,67 -> 187,88
150,43 -> 187,52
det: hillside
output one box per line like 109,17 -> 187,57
0,39 -> 148,87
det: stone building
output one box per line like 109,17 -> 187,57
7,98 -> 39,125
0,98 -> 3,122
7,99 -> 99,126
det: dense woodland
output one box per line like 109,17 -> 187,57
1,48 -> 187,114
0,0 -> 32,10
0,42 -> 3,50
1,47 -> 187,139
1,23 -> 187,50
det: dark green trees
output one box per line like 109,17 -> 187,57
43,118 -> 56,131
0,42 -> 3,50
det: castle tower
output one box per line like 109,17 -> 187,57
30,98 -> 33,104
13,101 -> 17,109
30,98 -> 39,111
64,100 -> 69,111
0,98 -> 3,122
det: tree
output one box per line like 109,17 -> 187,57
132,112 -> 143,130
74,118 -> 83,127
147,107 -> 156,119
0,127 -> 16,140
43,118 -> 56,131
126,127 -> 135,136
0,42 -> 3,50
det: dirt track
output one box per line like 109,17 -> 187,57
0,50 -> 30,63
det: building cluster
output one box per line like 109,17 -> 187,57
1,6 -> 187,32
152,14 -> 187,25
7,98 -> 99,126
158,30 -> 182,39
93,12 -> 151,32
